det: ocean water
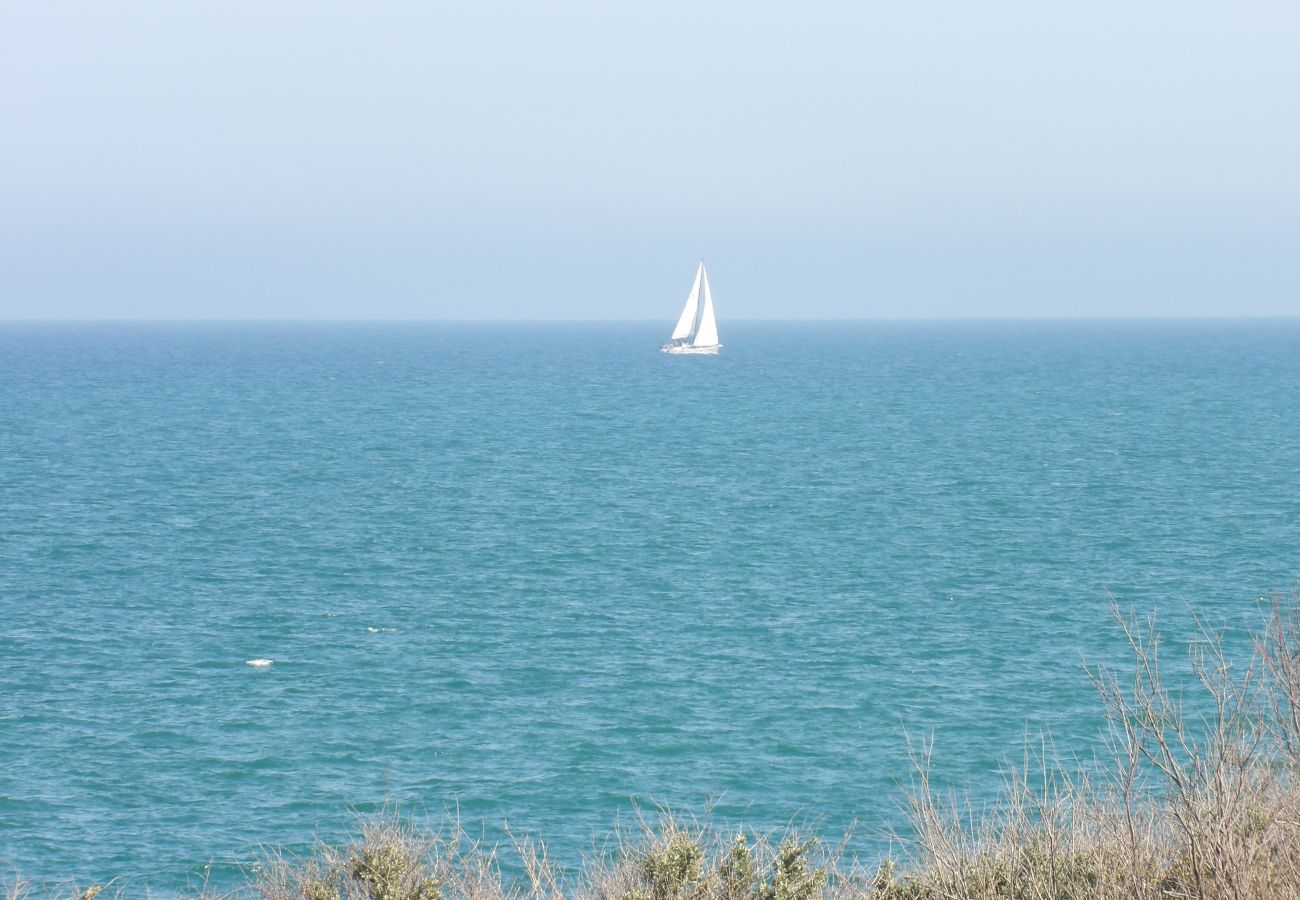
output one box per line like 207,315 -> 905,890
1,320 -> 1298,892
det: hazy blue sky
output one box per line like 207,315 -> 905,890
2,1 -> 1297,319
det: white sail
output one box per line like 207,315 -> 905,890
670,263 -> 703,340
692,267 -> 719,347
660,260 -> 722,354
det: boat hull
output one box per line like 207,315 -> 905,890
661,343 -> 721,355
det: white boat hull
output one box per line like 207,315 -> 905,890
661,342 -> 721,355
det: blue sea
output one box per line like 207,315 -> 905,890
2,320 -> 1299,892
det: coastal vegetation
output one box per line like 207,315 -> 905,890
9,595 -> 1300,900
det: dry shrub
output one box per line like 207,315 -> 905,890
888,593 -> 1300,899
249,815 -> 505,900
239,811 -> 831,900
584,812 -> 831,900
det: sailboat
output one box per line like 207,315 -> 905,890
660,261 -> 722,354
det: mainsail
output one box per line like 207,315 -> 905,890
693,269 -> 718,347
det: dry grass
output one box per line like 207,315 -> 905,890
232,810 -> 835,900
878,594 -> 1300,900
9,594 -> 1300,899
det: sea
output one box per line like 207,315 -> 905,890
2,320 -> 1298,893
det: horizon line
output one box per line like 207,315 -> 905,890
3,315 -> 1300,324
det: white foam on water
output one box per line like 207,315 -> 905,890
245,658 -> 273,668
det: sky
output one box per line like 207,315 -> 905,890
1,0 -> 1297,320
